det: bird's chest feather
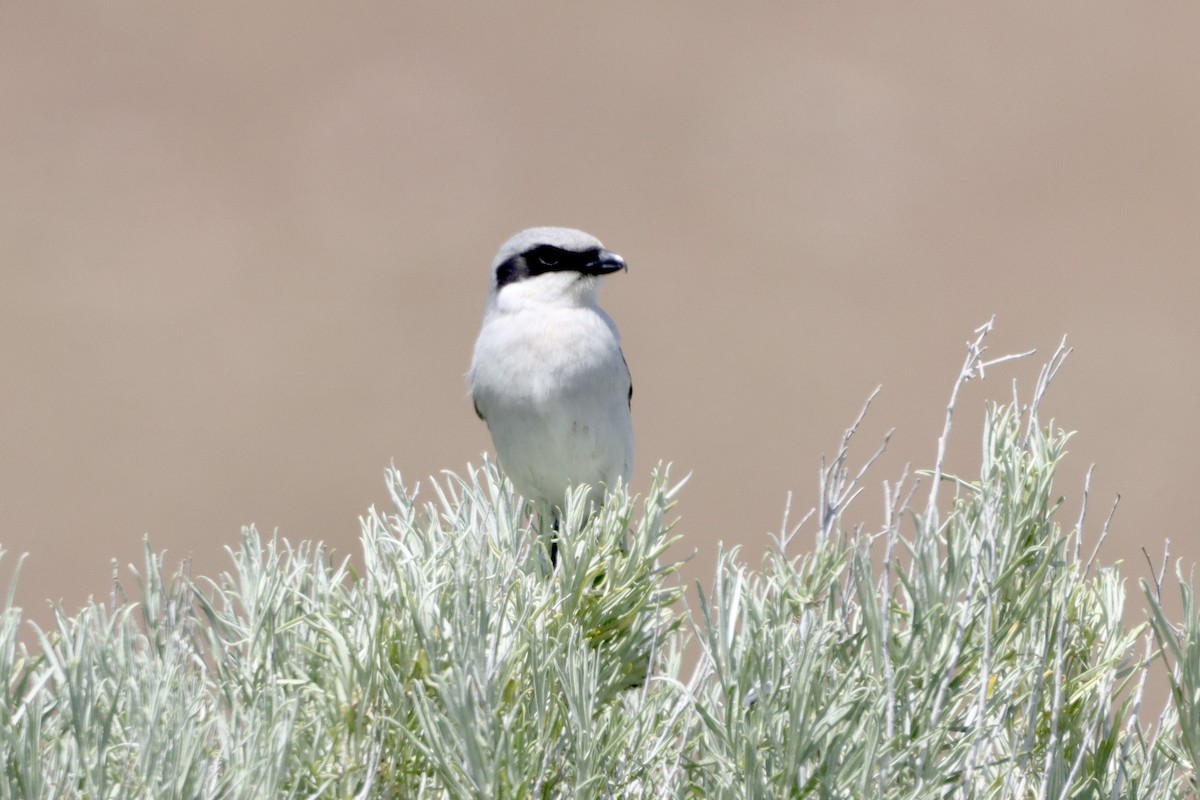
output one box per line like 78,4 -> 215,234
475,309 -> 624,408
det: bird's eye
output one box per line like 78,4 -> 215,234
535,254 -> 559,268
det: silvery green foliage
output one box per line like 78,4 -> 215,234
0,463 -> 685,799
0,322 -> 1195,798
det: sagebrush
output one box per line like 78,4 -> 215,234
2,322 -> 1197,798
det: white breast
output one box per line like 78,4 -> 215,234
470,303 -> 633,510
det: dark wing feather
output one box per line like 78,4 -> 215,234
621,349 -> 633,409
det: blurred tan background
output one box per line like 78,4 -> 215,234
2,3 -> 1198,644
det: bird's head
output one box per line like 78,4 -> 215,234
487,227 -> 626,311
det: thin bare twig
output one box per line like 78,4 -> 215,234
1073,465 -> 1094,566
1085,493 -> 1121,575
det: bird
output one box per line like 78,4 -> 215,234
468,227 -> 634,558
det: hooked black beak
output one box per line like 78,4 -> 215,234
583,249 -> 627,276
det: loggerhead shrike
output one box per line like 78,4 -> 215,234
468,227 -> 634,546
